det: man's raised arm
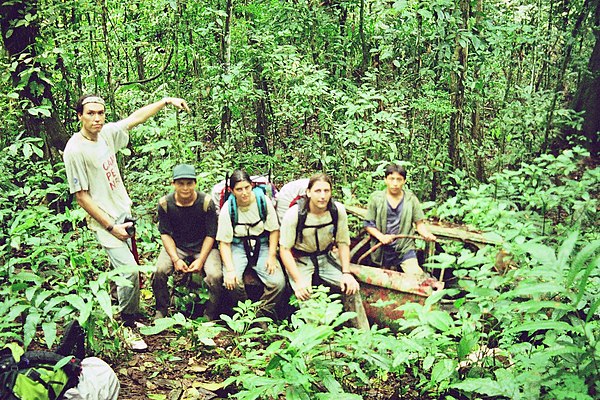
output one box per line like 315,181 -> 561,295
122,97 -> 190,130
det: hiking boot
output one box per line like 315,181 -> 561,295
123,327 -> 148,352
121,313 -> 147,328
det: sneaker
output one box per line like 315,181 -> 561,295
123,327 -> 148,352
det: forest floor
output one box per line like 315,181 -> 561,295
114,320 -> 423,400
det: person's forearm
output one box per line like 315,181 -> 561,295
268,231 -> 279,258
416,221 -> 432,237
75,191 -> 113,230
365,226 -> 384,242
196,237 -> 215,266
280,247 -> 301,282
219,242 -> 234,272
160,234 -> 180,263
123,98 -> 171,130
337,243 -> 351,273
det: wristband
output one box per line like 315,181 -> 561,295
106,225 -> 114,232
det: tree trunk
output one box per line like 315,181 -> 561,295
220,0 -> 233,141
448,0 -> 469,169
359,0 -> 368,73
559,0 -> 600,157
0,0 -> 69,154
253,60 -> 269,155
101,0 -> 116,120
472,0 -> 485,181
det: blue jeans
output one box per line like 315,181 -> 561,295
229,241 -> 286,318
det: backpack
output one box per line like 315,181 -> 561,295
158,191 -> 212,214
295,196 -> 339,249
0,351 -> 81,400
227,186 -> 269,233
274,178 -> 309,222
0,321 -> 85,400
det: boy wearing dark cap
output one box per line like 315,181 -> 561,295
153,164 -> 223,320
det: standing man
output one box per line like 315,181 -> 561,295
279,173 -> 369,330
153,164 -> 223,320
63,94 -> 190,345
363,163 -> 436,275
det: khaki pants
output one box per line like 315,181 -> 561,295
291,252 -> 370,330
152,247 -> 223,319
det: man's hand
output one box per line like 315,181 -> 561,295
293,279 -> 312,301
110,222 -> 134,241
165,97 -> 190,113
187,258 -> 204,273
223,269 -> 238,290
422,233 -> 437,242
173,258 -> 189,272
379,234 -> 396,245
340,273 -> 360,295
265,255 -> 278,275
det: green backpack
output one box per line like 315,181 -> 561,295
0,350 -> 81,400
1,322 -> 85,400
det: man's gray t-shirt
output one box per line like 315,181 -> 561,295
63,121 -> 131,247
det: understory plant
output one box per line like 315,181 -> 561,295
218,287 -> 412,399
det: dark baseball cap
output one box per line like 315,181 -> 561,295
172,164 -> 196,180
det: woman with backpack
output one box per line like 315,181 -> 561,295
216,170 -> 286,323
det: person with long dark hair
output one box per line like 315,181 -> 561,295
279,173 -> 369,329
216,170 -> 286,321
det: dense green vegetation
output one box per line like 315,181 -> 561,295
1,0 -> 599,398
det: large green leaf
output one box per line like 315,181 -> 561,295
42,321 -> 57,349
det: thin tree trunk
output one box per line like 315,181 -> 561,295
472,0 -> 485,181
448,0 -> 470,169
220,0 -> 233,141
359,0 -> 368,73
101,0 -> 116,120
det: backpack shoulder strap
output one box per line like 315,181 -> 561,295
159,195 -> 168,213
203,194 -> 212,213
253,186 -> 268,222
329,200 -> 339,239
196,191 -> 211,213
228,196 -> 238,228
295,197 -> 309,244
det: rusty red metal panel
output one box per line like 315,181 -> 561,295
350,263 -> 444,331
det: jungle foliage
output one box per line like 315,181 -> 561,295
1,0 -> 599,398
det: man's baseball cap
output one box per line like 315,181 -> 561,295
173,164 -> 196,180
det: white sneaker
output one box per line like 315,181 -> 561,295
123,327 -> 148,352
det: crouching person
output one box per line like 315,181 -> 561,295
216,170 -> 286,322
279,173 -> 369,330
152,164 -> 223,320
